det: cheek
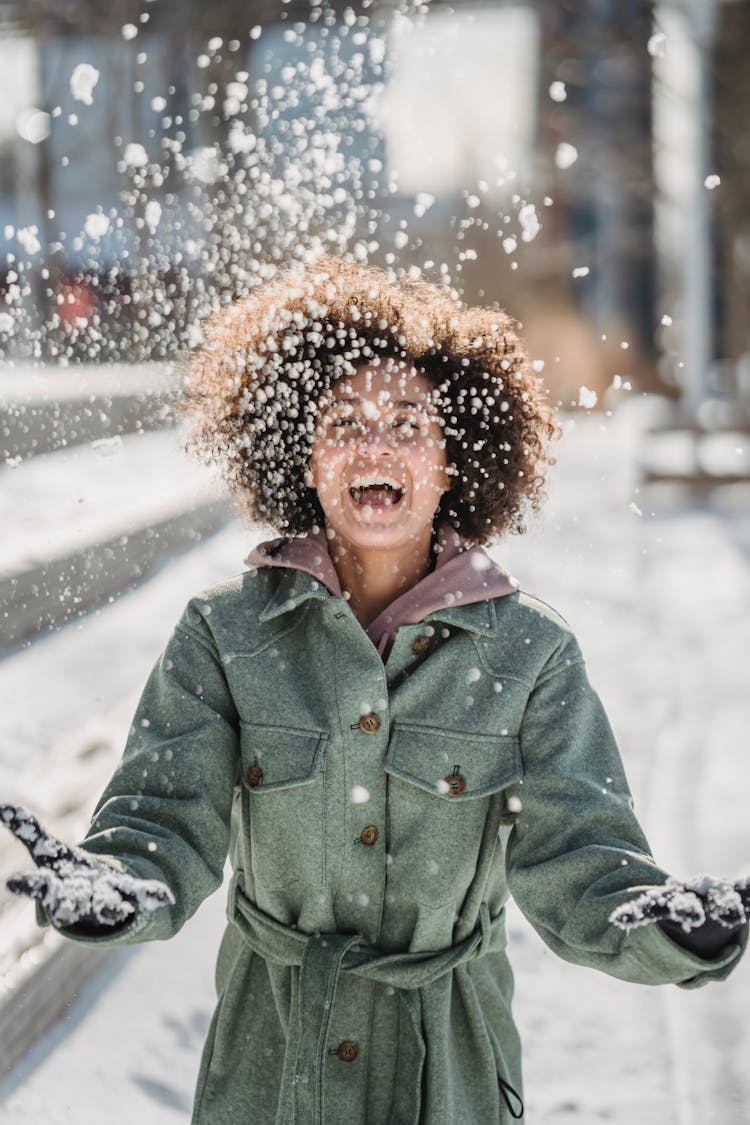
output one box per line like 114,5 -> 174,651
409,448 -> 448,495
309,447 -> 344,494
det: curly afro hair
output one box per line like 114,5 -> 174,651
182,256 -> 559,545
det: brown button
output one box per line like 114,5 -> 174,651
411,636 -> 431,656
359,713 -> 381,735
360,825 -> 379,847
337,1040 -> 359,1063
245,765 -> 263,789
444,773 -> 466,797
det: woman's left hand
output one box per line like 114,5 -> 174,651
610,874 -> 750,934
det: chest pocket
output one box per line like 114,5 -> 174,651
385,723 -> 522,907
240,722 -> 328,889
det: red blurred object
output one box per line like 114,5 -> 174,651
58,279 -> 96,326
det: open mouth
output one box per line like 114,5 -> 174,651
348,474 -> 406,508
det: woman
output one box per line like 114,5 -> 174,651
2,256 -> 748,1123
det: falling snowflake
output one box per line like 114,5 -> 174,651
70,63 -> 100,106
144,201 -> 162,231
16,227 -> 41,255
84,213 -> 111,240
122,143 -> 148,168
555,143 -> 578,170
647,33 -> 667,59
518,203 -> 540,243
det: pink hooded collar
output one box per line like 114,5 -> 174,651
245,526 -> 519,657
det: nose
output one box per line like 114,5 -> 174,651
357,418 -> 393,453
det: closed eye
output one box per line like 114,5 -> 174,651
390,412 -> 427,435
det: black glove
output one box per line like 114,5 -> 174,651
1,803 -> 174,929
609,874 -> 750,957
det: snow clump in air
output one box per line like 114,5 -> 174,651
414,192 -> 435,217
16,227 -> 41,255
84,213 -> 111,240
647,33 -> 667,59
518,203 -> 540,243
555,143 -> 578,170
188,146 -> 228,185
578,386 -> 598,410
16,109 -> 51,144
70,63 -> 100,105
144,201 -> 162,231
121,143 -> 148,168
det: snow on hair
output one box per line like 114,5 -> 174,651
181,256 -> 559,544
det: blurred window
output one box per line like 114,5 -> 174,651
377,6 -> 539,196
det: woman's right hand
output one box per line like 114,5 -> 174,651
1,803 -> 174,929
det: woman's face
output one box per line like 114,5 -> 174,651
308,363 -> 449,554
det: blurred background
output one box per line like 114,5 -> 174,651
1,0 -> 749,406
1,2 -> 749,1122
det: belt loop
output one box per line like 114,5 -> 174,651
478,901 -> 492,956
226,871 -> 237,922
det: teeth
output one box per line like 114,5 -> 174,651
349,474 -> 404,490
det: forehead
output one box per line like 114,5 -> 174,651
329,362 -> 435,404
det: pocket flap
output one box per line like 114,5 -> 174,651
385,723 -> 521,799
240,722 -> 327,792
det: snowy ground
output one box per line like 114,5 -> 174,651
0,427 -> 217,575
0,402 -> 749,1123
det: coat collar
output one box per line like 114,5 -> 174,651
256,567 -> 502,637
256,567 -> 333,624
421,598 -> 498,637
250,525 -> 517,642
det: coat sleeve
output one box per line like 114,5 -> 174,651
41,597 -> 241,947
505,630 -> 747,989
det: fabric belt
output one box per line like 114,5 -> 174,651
228,875 -> 521,1123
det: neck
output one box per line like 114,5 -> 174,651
328,529 -> 435,626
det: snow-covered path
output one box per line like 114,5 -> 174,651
1,405 -> 748,1122
499,408 -> 750,1123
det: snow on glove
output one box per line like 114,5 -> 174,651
1,803 -> 174,929
609,874 -> 750,935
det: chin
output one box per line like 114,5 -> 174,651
332,516 -> 429,553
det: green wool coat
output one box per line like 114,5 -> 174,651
52,564 -> 746,1124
